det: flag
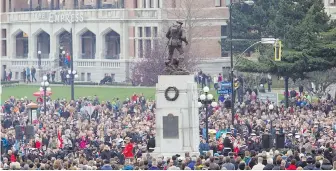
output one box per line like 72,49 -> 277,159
64,57 -> 68,66
66,53 -> 71,62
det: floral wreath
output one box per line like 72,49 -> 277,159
164,86 -> 179,101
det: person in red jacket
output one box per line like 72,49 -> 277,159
8,150 -> 16,163
286,159 -> 297,170
131,93 -> 138,103
123,137 -> 134,160
35,137 -> 42,149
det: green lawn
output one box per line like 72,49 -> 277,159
1,85 -> 156,102
1,85 -> 292,103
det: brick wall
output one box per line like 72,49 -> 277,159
190,25 -> 221,38
190,39 -> 221,58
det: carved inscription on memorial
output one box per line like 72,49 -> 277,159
163,114 -> 179,139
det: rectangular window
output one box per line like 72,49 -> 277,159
134,39 -> 136,58
1,29 -> 6,39
15,72 -> 19,80
153,27 -> 158,37
215,0 -> 221,7
153,39 -> 159,48
2,0 -> 6,12
56,0 -> 60,9
157,0 -> 160,8
145,40 -> 151,56
221,38 -> 228,57
138,40 -> 143,58
138,27 -> 143,37
172,0 -> 176,8
9,0 -> 11,12
143,0 -> 146,8
23,40 -> 29,57
221,25 -> 227,37
2,40 -> 7,56
150,0 -> 154,8
145,27 -> 151,37
225,0 -> 230,6
134,0 -> 138,8
330,0 -> 336,6
87,73 -> 91,81
81,73 -> 85,81
74,0 -> 78,8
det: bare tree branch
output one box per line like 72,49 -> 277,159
130,38 -> 200,86
294,68 -> 336,95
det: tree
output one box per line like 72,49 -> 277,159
235,0 -> 336,80
131,40 -> 199,86
232,0 -> 336,107
161,0 -> 215,56
293,68 -> 336,95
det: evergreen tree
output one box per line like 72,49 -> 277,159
235,0 -> 336,81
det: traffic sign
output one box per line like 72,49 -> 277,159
258,92 -> 278,104
217,81 -> 232,95
217,89 -> 232,94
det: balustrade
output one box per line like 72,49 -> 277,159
4,8 -> 160,23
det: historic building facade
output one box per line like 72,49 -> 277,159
1,0 -> 335,82
0,0 -> 230,82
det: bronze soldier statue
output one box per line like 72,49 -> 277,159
164,20 -> 189,75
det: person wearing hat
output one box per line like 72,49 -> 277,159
165,20 -> 189,68
303,156 -> 315,170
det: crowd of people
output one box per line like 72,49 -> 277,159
1,83 -> 336,170
2,66 -> 58,84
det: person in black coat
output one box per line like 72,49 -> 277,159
321,159 -> 333,170
100,146 -> 112,161
299,85 -> 304,95
323,148 -> 333,164
253,138 -> 262,152
223,133 -> 233,151
147,135 -> 155,152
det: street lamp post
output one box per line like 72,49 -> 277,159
229,0 -> 255,125
62,50 -> 66,68
40,76 -> 51,115
59,46 -> 64,67
198,86 -> 218,143
38,50 -> 42,69
66,69 -> 78,100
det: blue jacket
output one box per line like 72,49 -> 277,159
199,142 -> 210,155
26,68 -> 30,75
101,164 -> 113,170
149,166 -> 159,170
202,128 -> 206,138
124,165 -> 134,170
1,138 -> 8,148
188,161 -> 196,170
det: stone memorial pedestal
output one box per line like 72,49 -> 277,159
152,75 -> 200,157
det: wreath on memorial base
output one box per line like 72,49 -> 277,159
164,86 -> 179,101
